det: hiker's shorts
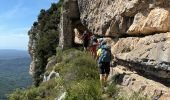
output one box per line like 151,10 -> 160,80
98,62 -> 110,74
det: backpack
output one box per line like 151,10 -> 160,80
98,45 -> 111,63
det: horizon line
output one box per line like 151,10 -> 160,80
0,49 -> 28,51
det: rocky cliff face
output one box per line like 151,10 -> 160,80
25,0 -> 170,100
28,25 -> 38,76
58,0 -> 170,98
78,0 -> 170,36
59,0 -> 170,80
59,0 -> 83,50
111,33 -> 170,79
28,3 -> 62,86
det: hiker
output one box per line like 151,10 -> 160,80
88,31 -> 93,39
96,38 -> 104,50
96,42 -> 112,87
89,35 -> 98,58
91,38 -> 103,59
82,30 -> 89,51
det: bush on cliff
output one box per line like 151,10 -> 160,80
28,0 -> 63,86
55,49 -> 102,99
8,49 -> 102,100
8,78 -> 64,100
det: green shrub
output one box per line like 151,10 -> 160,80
10,49 -> 148,100
8,78 -> 64,100
66,80 -> 102,100
29,0 -> 63,86
9,49 -> 101,100
105,82 -> 119,98
49,49 -> 102,99
54,49 -> 99,81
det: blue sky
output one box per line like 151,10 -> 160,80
0,0 -> 59,50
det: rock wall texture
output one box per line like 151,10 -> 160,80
28,25 -> 38,76
63,1 -> 170,97
57,0 -> 170,97
28,0 -> 170,89
108,66 -> 170,99
28,3 -> 62,86
111,33 -> 170,79
58,0 -> 170,80
59,0 -> 80,50
78,0 -> 170,36
73,0 -> 170,80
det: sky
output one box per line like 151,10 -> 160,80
0,0 -> 59,50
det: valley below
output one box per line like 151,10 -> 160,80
0,50 -> 32,100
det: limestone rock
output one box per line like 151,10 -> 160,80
111,66 -> 170,99
59,0 -> 80,50
122,75 -> 135,86
55,92 -> 66,100
74,28 -> 83,44
47,70 -> 59,81
128,8 -> 170,34
28,25 -> 38,76
151,89 -> 163,100
111,32 -> 170,79
28,3 -> 62,83
78,0 -> 170,36
43,75 -> 47,82
29,61 -> 35,75
159,93 -> 170,100
43,70 -> 60,82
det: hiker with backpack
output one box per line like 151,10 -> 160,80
96,42 -> 112,87
89,35 -> 98,58
81,30 -> 93,51
82,30 -> 89,51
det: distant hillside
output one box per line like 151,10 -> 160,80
0,49 -> 29,60
0,50 -> 32,100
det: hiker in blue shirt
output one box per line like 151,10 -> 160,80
96,42 -> 112,88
